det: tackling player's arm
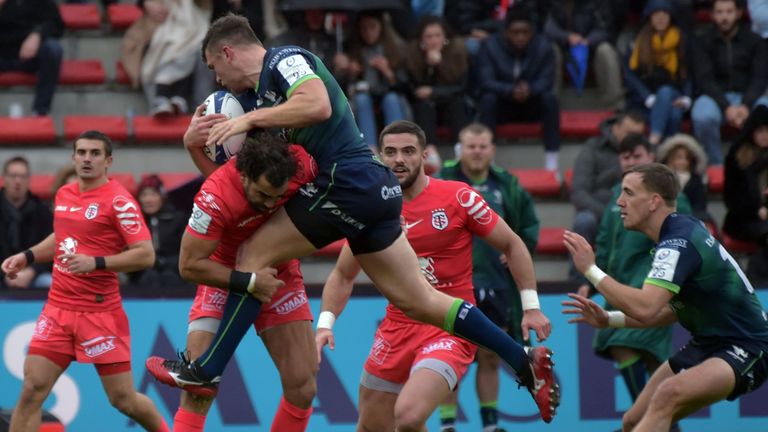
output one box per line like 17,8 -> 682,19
59,240 -> 155,274
481,219 -> 552,341
178,231 -> 228,287
1,233 -> 57,278
315,244 -> 361,362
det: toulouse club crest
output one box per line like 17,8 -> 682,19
85,203 -> 99,220
431,208 -> 449,230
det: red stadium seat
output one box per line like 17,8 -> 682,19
721,232 -> 758,255
313,239 -> 346,257
707,165 -> 723,194
508,168 -> 562,198
563,168 -> 574,193
0,60 -> 106,86
495,122 -> 542,139
64,116 -> 129,141
29,174 -> 56,201
110,172 -> 138,195
115,61 -> 132,86
60,4 -> 101,30
108,4 -> 143,31
560,110 -> 612,138
133,115 -> 192,142
0,117 -> 56,144
141,172 -> 200,191
536,227 -> 567,255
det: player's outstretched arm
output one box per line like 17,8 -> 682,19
482,220 -> 551,341
1,233 -> 56,278
316,244 -> 361,363
185,103 -> 226,177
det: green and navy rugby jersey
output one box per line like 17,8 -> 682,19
242,45 -> 371,168
646,213 -> 768,347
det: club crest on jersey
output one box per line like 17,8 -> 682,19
85,203 -> 99,220
431,209 -> 449,230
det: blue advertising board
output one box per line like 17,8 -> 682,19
1,294 -> 768,431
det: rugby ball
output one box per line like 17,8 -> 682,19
203,91 -> 247,164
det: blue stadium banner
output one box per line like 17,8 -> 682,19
1,295 -> 768,431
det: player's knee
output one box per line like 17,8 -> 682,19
17,378 -> 49,407
394,404 -> 427,432
284,374 -> 317,407
649,380 -> 684,413
107,389 -> 137,415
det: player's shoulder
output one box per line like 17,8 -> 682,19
657,214 -> 700,250
265,45 -> 314,70
199,160 -> 239,201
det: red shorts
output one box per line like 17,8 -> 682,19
188,273 -> 312,333
363,317 -> 476,386
28,303 -> 131,366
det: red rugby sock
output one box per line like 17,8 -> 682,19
270,396 -> 313,432
172,407 -> 206,432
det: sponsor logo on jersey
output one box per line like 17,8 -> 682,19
431,209 -> 449,230
456,188 -> 493,225
189,203 -> 213,235
658,238 -> 688,248
268,290 -> 308,315
70,207 -> 82,212
277,54 -> 313,87
55,205 -> 68,212
85,203 -> 98,219
328,207 -> 365,230
202,287 -> 228,312
81,336 -> 117,358
299,182 -> 319,198
422,338 -> 457,354
727,345 -> 750,363
368,331 -> 391,365
113,196 -> 141,234
418,256 -> 439,285
197,190 -> 221,212
33,314 -> 53,340
404,219 -> 423,233
380,185 -> 402,200
59,237 -> 78,256
648,248 -> 680,282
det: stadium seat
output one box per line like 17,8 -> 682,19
721,232 -> 758,255
536,227 -> 567,255
141,172 -> 200,191
108,4 -> 143,31
508,168 -> 562,198
563,168 -> 574,193
110,172 -> 138,195
0,174 -> 55,201
133,115 -> 192,142
115,61 -> 132,86
707,165 -> 724,194
0,60 -> 106,86
560,110 -> 612,138
60,4 -> 101,30
64,116 -> 129,141
0,117 -> 56,144
495,122 -> 542,139
314,239 -> 345,257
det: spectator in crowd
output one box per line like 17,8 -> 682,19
121,0 -> 212,118
691,0 -> 768,165
334,11 -> 408,148
657,133 -> 713,224
625,0 -> 693,147
404,16 -> 469,152
476,6 -> 562,171
0,156 -> 53,289
128,174 -> 187,287
266,9 -> 335,66
444,0 -> 504,55
437,122 -> 540,432
723,105 -> 768,283
604,0 -> 696,44
569,111 -> 646,283
0,0 -> 63,116
51,165 -> 77,198
748,0 -> 768,40
544,0 -> 623,110
578,133 -> 687,432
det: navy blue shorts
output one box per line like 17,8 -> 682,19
668,338 -> 768,401
285,160 -> 403,255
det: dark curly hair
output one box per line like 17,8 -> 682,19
235,132 -> 297,188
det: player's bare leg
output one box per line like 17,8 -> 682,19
357,385 -> 397,432
9,355 -> 65,432
261,320 -> 318,431
622,362 -> 675,430
100,371 -> 168,431
175,330 -> 217,431
476,347 -> 502,404
631,358 -> 734,432
394,369 -> 453,432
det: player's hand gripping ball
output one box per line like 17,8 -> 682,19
203,91 -> 246,164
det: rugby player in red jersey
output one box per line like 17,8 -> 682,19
1,131 -> 169,432
152,131 -> 319,432
316,121 -> 557,430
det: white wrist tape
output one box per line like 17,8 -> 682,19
607,310 -> 626,328
520,289 -> 540,311
246,273 -> 257,292
317,311 -> 336,330
585,264 -> 607,287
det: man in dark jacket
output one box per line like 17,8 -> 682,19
0,156 -> 53,289
0,0 -> 63,115
437,122 -> 540,432
477,6 -> 562,171
691,0 -> 768,165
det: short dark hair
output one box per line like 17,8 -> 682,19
202,14 -> 263,61
618,132 -> 652,154
74,130 -> 113,156
615,110 -> 647,126
415,15 -> 453,40
713,0 -> 744,10
624,163 -> 679,207
236,132 -> 297,187
505,4 -> 534,27
3,156 -> 29,175
379,120 -> 427,149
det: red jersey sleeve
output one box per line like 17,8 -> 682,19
186,186 -> 231,242
109,189 -> 151,245
454,186 -> 499,237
